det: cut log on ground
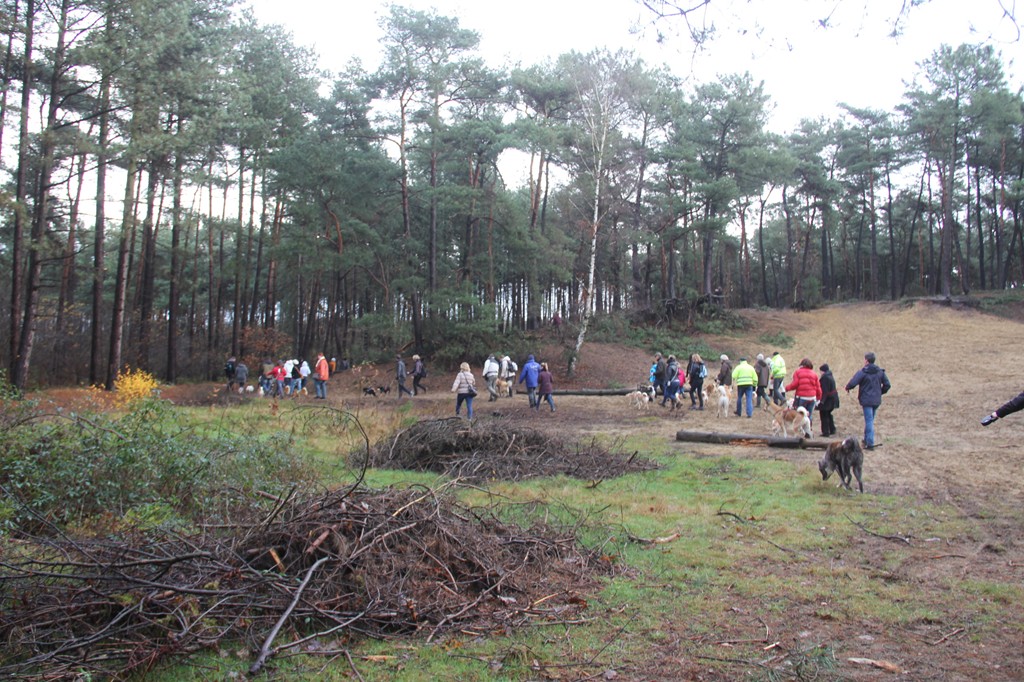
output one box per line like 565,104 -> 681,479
675,430 -> 837,449
550,388 -> 638,396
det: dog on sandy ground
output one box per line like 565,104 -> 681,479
770,403 -> 811,438
496,377 -> 513,398
627,385 -> 656,410
819,436 -> 864,493
714,384 -> 730,418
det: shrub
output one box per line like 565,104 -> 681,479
0,400 -> 315,534
759,330 -> 795,349
113,367 -> 160,408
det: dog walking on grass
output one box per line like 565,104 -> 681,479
819,437 -> 864,492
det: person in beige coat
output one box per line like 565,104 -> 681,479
452,362 -> 477,419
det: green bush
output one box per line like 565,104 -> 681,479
0,399 -> 314,534
759,330 -> 795,349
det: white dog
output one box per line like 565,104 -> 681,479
715,385 -> 730,418
245,384 -> 255,393
627,385 -> 655,410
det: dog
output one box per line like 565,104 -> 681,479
715,385 -> 730,418
257,385 -> 264,397
496,378 -> 510,398
627,386 -> 653,410
376,385 -> 391,395
362,386 -> 378,397
819,437 -> 864,492
770,404 -> 811,438
245,385 -> 255,393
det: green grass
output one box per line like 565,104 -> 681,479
39,403 -> 1020,681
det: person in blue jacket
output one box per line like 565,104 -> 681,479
518,355 -> 542,407
844,351 -> 891,450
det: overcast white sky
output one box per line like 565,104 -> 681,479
244,0 -> 1021,133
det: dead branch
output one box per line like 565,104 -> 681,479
845,514 -> 912,544
251,556 -> 331,674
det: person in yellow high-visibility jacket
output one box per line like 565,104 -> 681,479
769,351 -> 787,405
732,357 -> 759,417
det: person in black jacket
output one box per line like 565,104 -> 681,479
817,363 -> 839,437
982,391 -> 1024,425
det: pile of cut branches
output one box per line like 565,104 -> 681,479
363,417 -> 660,481
0,484 -> 612,679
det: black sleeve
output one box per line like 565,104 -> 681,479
995,391 -> 1024,418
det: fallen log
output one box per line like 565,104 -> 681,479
550,388 -> 638,396
675,430 -> 835,449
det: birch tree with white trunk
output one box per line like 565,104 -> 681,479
561,49 -> 637,376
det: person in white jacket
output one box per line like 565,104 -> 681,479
483,354 -> 500,401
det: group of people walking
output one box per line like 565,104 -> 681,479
650,349 -> 892,449
453,354 -> 555,419
227,353 -> 332,399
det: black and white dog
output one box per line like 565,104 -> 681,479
818,437 -> 864,493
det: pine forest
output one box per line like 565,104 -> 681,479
1,0 -> 1022,389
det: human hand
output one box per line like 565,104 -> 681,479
981,413 -> 998,426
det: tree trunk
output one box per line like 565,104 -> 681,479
8,0 -> 33,384
90,44 -> 111,386
167,141 -> 184,383
108,150 -> 139,390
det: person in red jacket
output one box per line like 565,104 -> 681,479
785,358 -> 822,427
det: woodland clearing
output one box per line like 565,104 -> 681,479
20,299 -> 1024,680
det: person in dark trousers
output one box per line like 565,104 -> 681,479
687,353 -> 706,410
412,354 -> 427,395
536,363 -> 556,412
395,354 -> 414,398
844,351 -> 891,450
518,355 -> 542,407
660,355 -> 680,407
754,353 -> 771,409
982,391 -> 1024,425
817,363 -> 839,437
653,352 -> 667,396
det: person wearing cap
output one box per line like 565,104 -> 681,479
395,354 -> 413,398
731,357 -> 758,417
717,354 -> 732,387
818,363 -> 839,437
412,354 -> 427,395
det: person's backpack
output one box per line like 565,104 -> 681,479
510,361 -> 518,376
699,363 -> 708,379
420,363 -> 427,378
225,360 -> 235,378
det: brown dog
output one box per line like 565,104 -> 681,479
819,437 -> 864,492
769,402 -> 811,438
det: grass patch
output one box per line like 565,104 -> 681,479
11,402 -> 1022,680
